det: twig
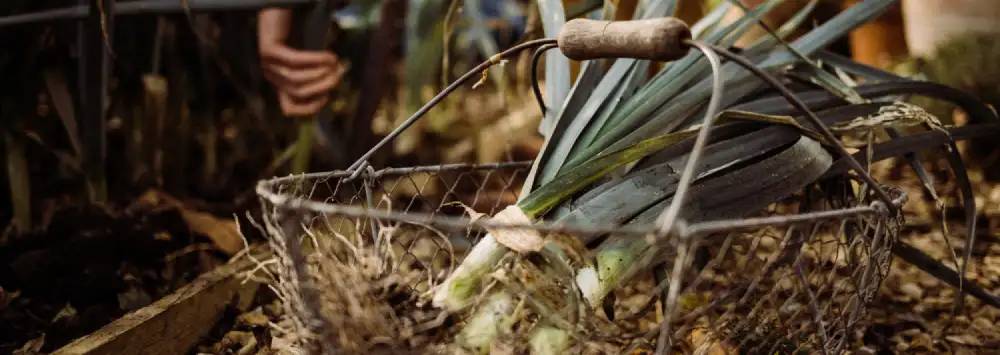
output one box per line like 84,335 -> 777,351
440,0 -> 462,89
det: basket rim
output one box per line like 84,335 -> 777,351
257,161 -> 533,189
255,162 -> 904,239
256,161 -> 531,215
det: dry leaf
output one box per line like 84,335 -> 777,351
689,328 -> 734,355
179,209 -> 243,255
486,205 -> 544,253
457,203 -> 485,221
946,334 -> 983,346
900,282 -> 924,301
51,303 -> 77,324
911,332 -> 934,350
133,189 -> 243,255
13,334 -> 44,355
972,317 -> 994,333
236,308 -> 269,328
217,330 -> 257,354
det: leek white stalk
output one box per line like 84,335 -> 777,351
433,234 -> 508,311
434,129 -> 693,311
577,237 -> 651,308
529,325 -> 571,355
455,291 -> 516,354
436,1 -> 892,349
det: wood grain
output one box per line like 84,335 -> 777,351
557,18 -> 690,61
53,253 -> 263,355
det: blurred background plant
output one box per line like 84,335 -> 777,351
0,0 -> 542,351
0,0 -> 548,237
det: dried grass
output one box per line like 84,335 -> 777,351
252,165 -> 906,353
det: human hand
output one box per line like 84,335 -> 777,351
258,8 -> 345,117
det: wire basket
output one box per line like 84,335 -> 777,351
254,159 -> 906,354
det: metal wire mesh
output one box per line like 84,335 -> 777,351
658,196 -> 903,354
255,161 -> 904,353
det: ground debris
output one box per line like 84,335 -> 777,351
0,202 -> 226,353
236,308 -> 270,328
12,334 -> 44,355
864,155 -> 1000,353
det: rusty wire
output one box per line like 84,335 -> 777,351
251,27 -> 909,355
256,160 -> 904,353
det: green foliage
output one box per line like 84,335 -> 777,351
447,1 -> 925,350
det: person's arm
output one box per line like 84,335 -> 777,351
258,8 -> 345,116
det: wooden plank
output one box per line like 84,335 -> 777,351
53,254 -> 263,355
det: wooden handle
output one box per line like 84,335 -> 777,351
557,18 -> 691,61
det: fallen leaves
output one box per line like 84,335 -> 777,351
899,282 -> 924,301
12,334 -> 44,355
216,330 -> 257,355
235,308 -> 269,329
688,328 -> 736,355
860,148 -> 1000,352
132,189 -> 243,255
50,303 -> 77,324
873,230 -> 1000,351
946,334 -> 983,346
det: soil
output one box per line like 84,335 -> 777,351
3,146 -> 997,355
0,202 -> 230,353
861,150 -> 1000,353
